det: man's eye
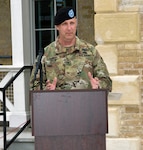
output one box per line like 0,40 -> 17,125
70,22 -> 74,25
62,22 -> 67,25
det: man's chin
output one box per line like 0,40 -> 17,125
66,35 -> 75,39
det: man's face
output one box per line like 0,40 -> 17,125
56,17 -> 77,41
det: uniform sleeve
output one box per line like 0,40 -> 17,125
93,50 -> 112,92
29,56 -> 47,90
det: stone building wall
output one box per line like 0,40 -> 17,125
94,0 -> 143,149
0,0 -> 12,65
77,0 -> 96,45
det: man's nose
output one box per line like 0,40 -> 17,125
67,24 -> 72,30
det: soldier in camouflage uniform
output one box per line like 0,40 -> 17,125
30,7 -> 112,91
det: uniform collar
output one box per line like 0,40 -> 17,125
55,36 -> 80,54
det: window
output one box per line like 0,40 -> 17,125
34,0 -> 76,55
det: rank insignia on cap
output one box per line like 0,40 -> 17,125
68,9 -> 74,18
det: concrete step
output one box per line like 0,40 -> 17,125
0,127 -> 34,150
7,139 -> 34,150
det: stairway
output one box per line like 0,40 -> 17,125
0,127 -> 34,150
7,139 -> 34,150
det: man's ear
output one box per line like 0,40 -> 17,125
75,18 -> 78,27
55,25 -> 59,30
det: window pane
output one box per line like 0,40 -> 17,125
36,30 -> 55,55
35,0 -> 54,29
56,0 -> 76,11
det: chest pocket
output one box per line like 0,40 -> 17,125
64,56 -> 86,80
45,49 -> 93,84
45,56 -> 64,82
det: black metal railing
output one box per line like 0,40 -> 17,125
0,65 -> 32,150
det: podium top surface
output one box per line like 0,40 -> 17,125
31,89 -> 108,136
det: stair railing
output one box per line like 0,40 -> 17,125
0,65 -> 33,150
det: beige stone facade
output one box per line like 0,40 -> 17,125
94,0 -> 143,149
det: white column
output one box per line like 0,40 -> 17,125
9,0 -> 32,127
10,0 -> 32,66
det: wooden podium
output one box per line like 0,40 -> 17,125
31,89 -> 108,150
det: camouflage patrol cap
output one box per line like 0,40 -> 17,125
54,7 -> 76,25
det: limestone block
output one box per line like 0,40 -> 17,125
107,107 -> 120,137
96,44 -> 118,75
94,13 -> 140,42
109,75 -> 140,105
94,0 -> 117,12
119,5 -> 141,12
106,138 -> 141,150
120,0 -> 143,6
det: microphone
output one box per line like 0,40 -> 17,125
33,49 -> 44,90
